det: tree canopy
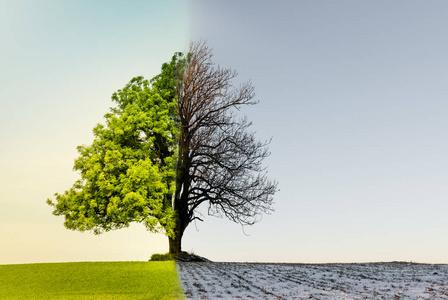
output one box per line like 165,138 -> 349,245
48,54 -> 185,237
48,43 -> 277,254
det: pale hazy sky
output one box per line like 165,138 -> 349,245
2,0 -> 448,264
0,0 -> 190,264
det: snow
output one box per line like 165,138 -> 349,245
177,262 -> 448,299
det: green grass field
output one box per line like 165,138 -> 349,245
0,261 -> 183,299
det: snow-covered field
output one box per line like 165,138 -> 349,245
177,262 -> 448,299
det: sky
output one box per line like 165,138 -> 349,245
1,0 -> 448,264
0,0 -> 190,264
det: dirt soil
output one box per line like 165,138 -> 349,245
177,261 -> 448,299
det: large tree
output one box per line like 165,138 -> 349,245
48,42 -> 277,255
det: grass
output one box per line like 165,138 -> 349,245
149,253 -> 174,261
0,261 -> 184,299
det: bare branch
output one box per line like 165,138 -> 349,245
175,42 -> 278,228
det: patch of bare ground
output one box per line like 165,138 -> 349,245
177,262 -> 448,299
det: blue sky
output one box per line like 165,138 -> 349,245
1,0 -> 448,263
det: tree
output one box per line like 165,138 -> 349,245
48,42 -> 277,255
169,43 -> 277,254
47,54 -> 184,237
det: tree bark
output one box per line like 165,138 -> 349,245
170,104 -> 190,255
168,201 -> 186,255
169,193 -> 188,255
168,234 -> 182,255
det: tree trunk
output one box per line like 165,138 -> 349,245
168,210 -> 186,255
168,234 -> 182,255
170,122 -> 190,256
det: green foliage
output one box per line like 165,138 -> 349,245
0,261 -> 184,299
150,252 -> 174,261
48,54 -> 186,237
